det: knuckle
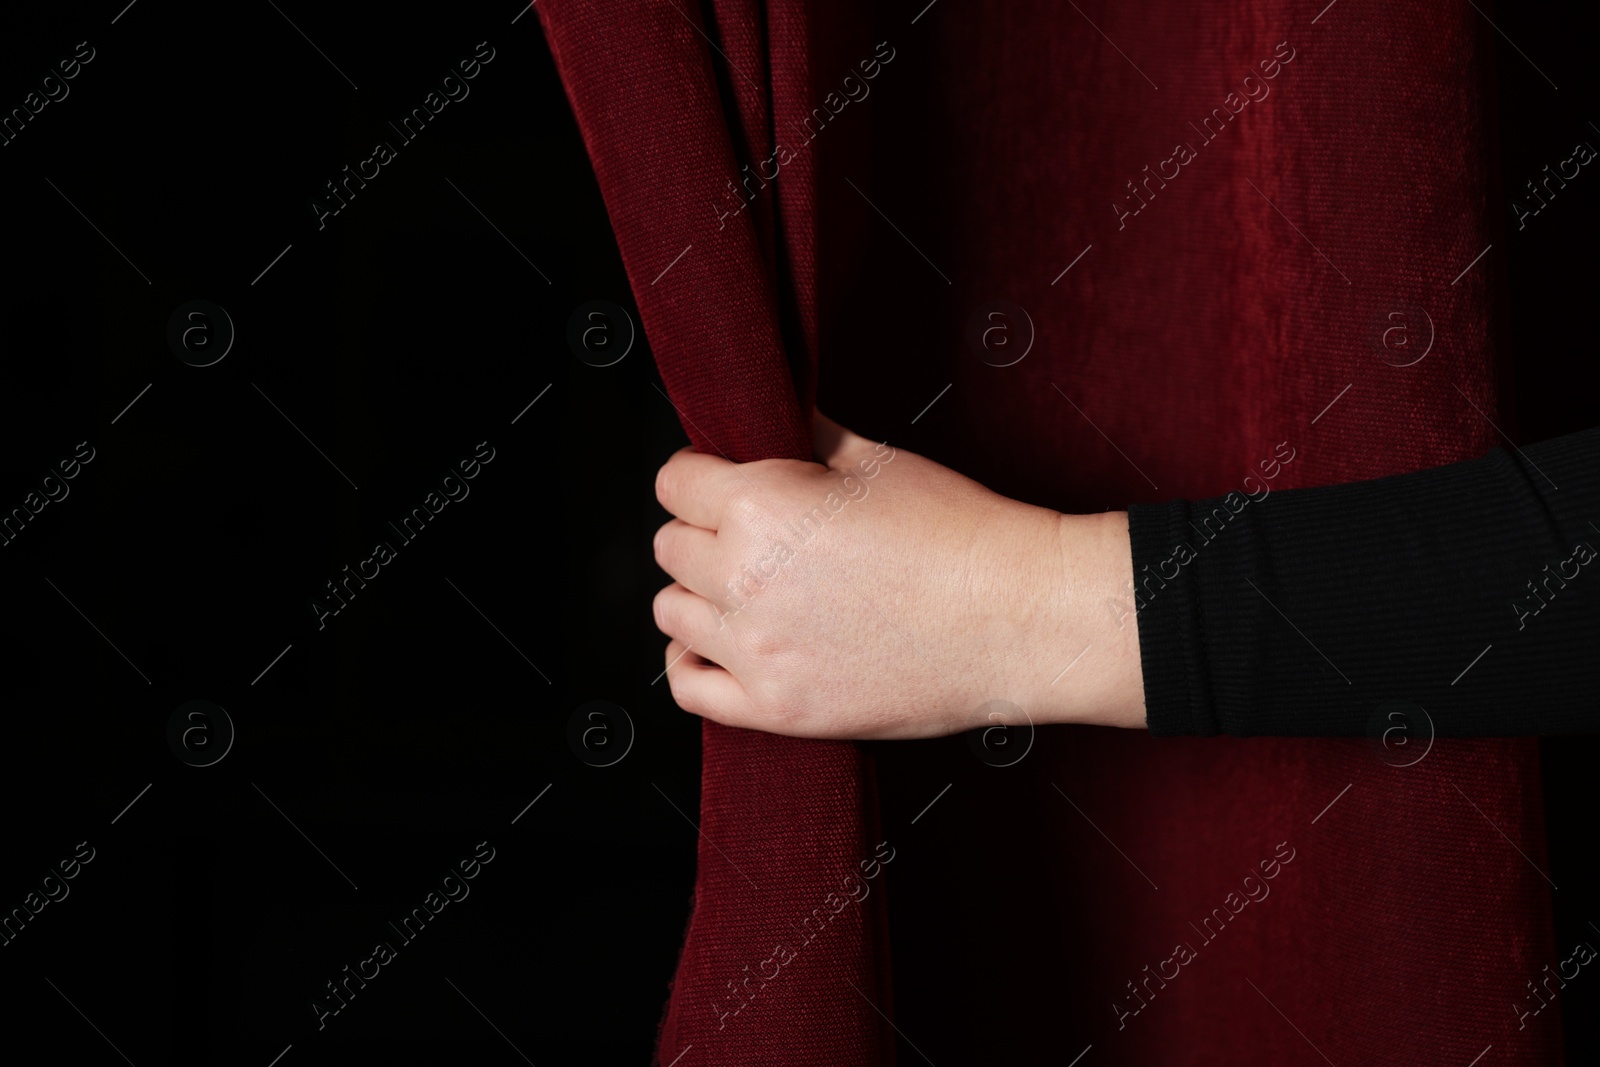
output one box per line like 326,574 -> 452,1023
732,622 -> 780,660
652,586 -> 674,634
654,462 -> 676,511
652,522 -> 673,567
666,668 -> 700,715
724,487 -> 766,530
664,673 -> 688,711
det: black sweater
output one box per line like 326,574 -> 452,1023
1128,426 -> 1599,736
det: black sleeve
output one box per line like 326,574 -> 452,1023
1127,426 -> 1600,737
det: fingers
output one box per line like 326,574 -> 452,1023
812,407 -> 876,470
653,581 -> 733,659
661,639 -> 756,726
653,519 -> 724,601
655,446 -> 745,530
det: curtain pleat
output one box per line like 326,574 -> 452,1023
538,2 -> 890,1063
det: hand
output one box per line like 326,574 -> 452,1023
651,410 -> 1146,739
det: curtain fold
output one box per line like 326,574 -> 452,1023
539,1 -> 1561,1063
538,2 -> 891,1063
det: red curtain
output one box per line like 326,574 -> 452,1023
538,1 -> 1561,1063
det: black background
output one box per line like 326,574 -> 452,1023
0,2 -> 1594,1065
1,3 -> 696,1064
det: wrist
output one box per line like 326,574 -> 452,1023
1032,510 -> 1147,730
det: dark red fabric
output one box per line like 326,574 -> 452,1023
539,1 -> 1560,1063
538,3 -> 891,1063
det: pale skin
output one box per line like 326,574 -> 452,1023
652,410 -> 1147,740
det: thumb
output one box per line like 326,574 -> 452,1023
811,407 -> 873,469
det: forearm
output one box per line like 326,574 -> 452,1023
1123,426 -> 1600,736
